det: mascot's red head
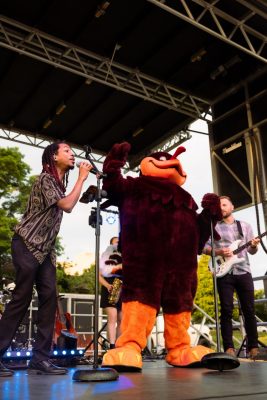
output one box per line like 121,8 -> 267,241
140,146 -> 187,186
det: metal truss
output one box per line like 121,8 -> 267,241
0,15 -> 210,120
0,126 -> 109,166
0,125 -> 190,170
146,130 -> 192,154
128,130 -> 192,170
147,0 -> 267,63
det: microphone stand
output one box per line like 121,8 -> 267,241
201,219 -> 240,371
73,148 -> 118,382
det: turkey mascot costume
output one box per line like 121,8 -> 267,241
101,142 -> 238,371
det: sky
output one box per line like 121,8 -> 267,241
0,120 -> 266,287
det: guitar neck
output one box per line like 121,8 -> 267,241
56,295 -> 66,323
233,231 -> 267,255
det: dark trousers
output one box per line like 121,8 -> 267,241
0,235 -> 57,362
217,272 -> 258,351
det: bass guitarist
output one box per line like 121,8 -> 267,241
203,195 -> 260,359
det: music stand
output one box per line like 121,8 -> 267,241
201,220 -> 240,371
72,147 -> 118,382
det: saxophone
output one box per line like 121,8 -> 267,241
108,277 -> 122,305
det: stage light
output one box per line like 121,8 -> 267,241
42,118 -> 53,129
2,349 -> 84,361
55,102 -> 66,115
132,127 -> 144,138
95,1 -> 110,18
191,48 -> 207,63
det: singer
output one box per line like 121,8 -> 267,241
0,141 -> 92,377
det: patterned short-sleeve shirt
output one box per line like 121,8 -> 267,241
15,172 -> 65,265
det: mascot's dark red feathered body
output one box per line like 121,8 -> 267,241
101,142 -> 222,370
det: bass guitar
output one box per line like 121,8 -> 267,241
208,231 -> 267,278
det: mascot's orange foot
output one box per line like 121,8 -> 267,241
102,347 -> 142,372
166,345 -> 214,367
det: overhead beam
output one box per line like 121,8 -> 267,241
128,130 -> 192,169
0,125 -> 193,170
0,16 -> 210,121
147,0 -> 267,64
0,126 -> 106,164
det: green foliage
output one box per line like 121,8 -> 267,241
55,237 -> 65,257
2,175 -> 37,217
56,262 -> 97,294
254,289 -> 267,321
0,209 -> 17,254
0,146 -> 32,269
0,147 -> 31,199
0,209 -> 17,282
193,255 -> 240,323
193,255 -> 216,322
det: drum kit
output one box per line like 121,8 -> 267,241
0,279 -> 37,351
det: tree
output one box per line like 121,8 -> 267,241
254,289 -> 267,321
56,262 -> 97,294
2,175 -> 37,217
0,147 -> 32,281
193,255 -> 217,322
0,147 -> 31,198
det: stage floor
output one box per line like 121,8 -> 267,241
1,358 -> 267,400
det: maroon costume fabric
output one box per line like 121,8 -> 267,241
103,143 -> 221,314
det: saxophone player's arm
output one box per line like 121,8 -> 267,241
99,273 -> 113,292
111,263 -> 122,274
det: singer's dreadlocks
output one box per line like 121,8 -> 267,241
42,142 -> 69,193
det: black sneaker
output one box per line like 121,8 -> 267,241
28,360 -> 68,375
0,361 -> 14,377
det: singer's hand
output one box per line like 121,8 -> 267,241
78,161 -> 92,181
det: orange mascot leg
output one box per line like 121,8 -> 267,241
164,312 -> 214,367
102,301 -> 157,371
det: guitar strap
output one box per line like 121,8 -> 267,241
236,220 -> 244,238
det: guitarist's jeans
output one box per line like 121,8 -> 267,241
217,272 -> 258,351
0,235 -> 57,362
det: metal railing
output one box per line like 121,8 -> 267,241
23,274 -> 266,354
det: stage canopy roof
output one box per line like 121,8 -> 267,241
0,0 -> 266,168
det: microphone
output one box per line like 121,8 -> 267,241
76,160 -> 98,175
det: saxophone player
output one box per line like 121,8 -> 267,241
99,237 -> 122,349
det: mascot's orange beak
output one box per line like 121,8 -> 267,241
140,146 -> 187,186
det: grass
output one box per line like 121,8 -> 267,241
210,329 -> 267,349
